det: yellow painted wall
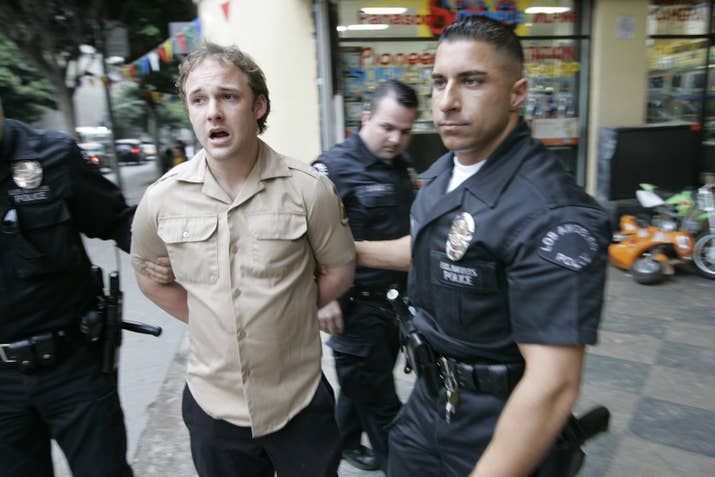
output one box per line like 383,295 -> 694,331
587,0 -> 649,193
198,0 -> 321,163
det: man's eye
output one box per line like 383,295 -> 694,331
191,97 -> 205,105
432,78 -> 446,89
223,94 -> 236,100
464,77 -> 482,86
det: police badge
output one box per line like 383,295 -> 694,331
446,212 -> 475,261
12,161 -> 43,189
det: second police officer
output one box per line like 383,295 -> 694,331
313,79 -> 420,472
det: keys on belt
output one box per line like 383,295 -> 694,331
436,357 -> 524,423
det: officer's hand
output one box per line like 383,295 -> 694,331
318,300 -> 344,335
143,256 -> 175,284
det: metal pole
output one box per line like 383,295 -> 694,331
314,0 -> 336,151
95,17 -> 123,275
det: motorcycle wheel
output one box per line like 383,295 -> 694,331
631,257 -> 665,285
692,233 -> 715,280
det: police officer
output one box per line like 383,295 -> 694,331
355,17 -> 611,477
0,97 -> 136,477
313,79 -> 419,472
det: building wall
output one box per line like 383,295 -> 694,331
587,0 -> 649,193
198,0 -> 321,163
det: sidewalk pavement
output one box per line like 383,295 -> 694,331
131,265 -> 714,476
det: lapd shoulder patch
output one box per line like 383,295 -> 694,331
313,162 -> 329,176
538,223 -> 598,272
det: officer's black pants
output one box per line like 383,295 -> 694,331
330,300 -> 402,472
0,344 -> 132,477
181,374 -> 341,477
388,376 -> 505,477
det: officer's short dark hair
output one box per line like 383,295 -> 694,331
368,79 -> 419,114
177,41 -> 270,134
439,16 -> 524,77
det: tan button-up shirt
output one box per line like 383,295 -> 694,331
131,140 -> 354,436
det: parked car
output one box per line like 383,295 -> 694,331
115,139 -> 146,164
78,141 -> 109,171
140,141 -> 157,160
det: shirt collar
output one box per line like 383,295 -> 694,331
350,132 -> 412,169
173,138 -> 291,185
419,120 -> 533,207
461,120 -> 533,207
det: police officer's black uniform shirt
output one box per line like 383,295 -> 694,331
314,132 -> 415,291
409,121 -> 611,364
0,119 -> 134,342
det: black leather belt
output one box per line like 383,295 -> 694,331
438,357 -> 524,400
0,328 -> 83,372
350,286 -> 401,301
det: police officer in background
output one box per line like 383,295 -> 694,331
355,17 -> 611,477
0,97 -> 136,476
313,79 -> 419,472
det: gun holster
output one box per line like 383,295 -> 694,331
533,416 -> 585,477
401,324 -> 441,397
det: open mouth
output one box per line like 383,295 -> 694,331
209,130 -> 229,140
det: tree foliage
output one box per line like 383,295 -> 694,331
0,0 -> 195,132
0,34 -> 56,123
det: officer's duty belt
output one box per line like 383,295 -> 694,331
350,286 -> 402,302
438,358 -> 524,400
0,328 -> 83,373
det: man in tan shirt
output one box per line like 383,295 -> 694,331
131,42 -> 355,477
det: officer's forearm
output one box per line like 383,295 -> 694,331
317,260 -> 355,308
470,344 -> 584,477
355,235 -> 411,271
135,272 -> 189,323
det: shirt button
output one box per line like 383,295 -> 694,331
231,245 -> 239,254
182,231 -> 189,238
237,329 -> 246,340
233,288 -> 241,298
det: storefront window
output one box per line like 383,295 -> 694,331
646,39 -> 708,124
648,0 -> 709,35
341,41 -> 437,134
331,0 -> 590,178
524,39 -> 581,146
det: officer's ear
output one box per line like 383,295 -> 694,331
510,77 -> 528,112
361,110 -> 373,128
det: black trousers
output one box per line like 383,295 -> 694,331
388,376 -> 505,477
0,344 -> 132,477
329,300 -> 402,472
182,375 -> 341,477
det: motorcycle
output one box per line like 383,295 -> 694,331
608,182 -> 715,284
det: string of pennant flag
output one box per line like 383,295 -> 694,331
121,17 -> 202,81
110,1 -> 232,101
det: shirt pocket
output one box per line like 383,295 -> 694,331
356,189 -> 398,233
13,201 -> 81,278
157,215 -> 219,284
248,212 -> 308,275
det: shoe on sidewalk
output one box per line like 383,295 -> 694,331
342,445 -> 379,471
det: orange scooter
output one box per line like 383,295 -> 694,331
609,184 -> 713,284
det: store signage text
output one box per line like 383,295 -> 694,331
524,46 -> 576,61
652,2 -> 707,22
360,47 -> 435,67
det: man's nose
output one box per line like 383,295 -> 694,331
207,98 -> 223,121
437,82 -> 460,112
387,130 -> 401,144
